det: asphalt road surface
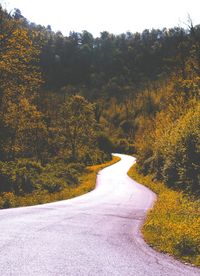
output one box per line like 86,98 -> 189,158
0,154 -> 199,276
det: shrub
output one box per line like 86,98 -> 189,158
0,159 -> 43,194
40,161 -> 85,188
137,100 -> 200,194
175,236 -> 200,257
115,139 -> 129,153
0,192 -> 16,208
120,120 -> 135,134
96,133 -> 114,153
37,175 -> 65,193
81,149 -> 111,165
160,104 -> 200,194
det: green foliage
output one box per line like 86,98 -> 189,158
0,159 -> 43,194
0,159 -> 85,195
37,176 -> 66,193
42,162 -> 84,186
81,148 -> 111,166
175,237 -> 199,257
0,156 -> 120,209
96,133 -> 114,153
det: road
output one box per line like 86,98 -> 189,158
0,154 -> 199,276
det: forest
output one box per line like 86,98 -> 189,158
0,5 -> 199,207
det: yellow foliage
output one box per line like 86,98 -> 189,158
128,164 -> 200,266
0,9 -> 45,159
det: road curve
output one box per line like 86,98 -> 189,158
0,154 -> 199,276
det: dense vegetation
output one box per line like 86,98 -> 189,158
0,156 -> 120,208
35,11 -> 200,195
0,4 -> 199,205
0,6 -> 112,204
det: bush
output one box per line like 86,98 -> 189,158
0,159 -> 43,194
119,120 -> 135,135
96,133 -> 114,153
0,158 -> 87,196
137,101 -> 200,195
43,162 -> 85,185
175,236 -> 199,257
37,175 -> 66,193
160,104 -> 200,194
115,139 -> 128,153
0,192 -> 16,208
81,149 -> 111,165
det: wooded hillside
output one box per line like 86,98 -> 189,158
0,5 -> 199,203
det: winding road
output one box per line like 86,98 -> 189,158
0,154 -> 199,276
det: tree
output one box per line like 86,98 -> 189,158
0,6 -> 45,160
59,95 -> 97,161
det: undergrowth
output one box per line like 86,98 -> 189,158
128,164 -> 200,266
0,156 -> 120,209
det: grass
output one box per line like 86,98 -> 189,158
128,164 -> 200,267
0,155 -> 121,209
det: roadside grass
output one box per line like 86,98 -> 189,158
128,164 -> 200,267
0,156 -> 120,209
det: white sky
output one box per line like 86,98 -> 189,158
1,0 -> 200,37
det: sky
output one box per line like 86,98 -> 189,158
1,0 -> 200,37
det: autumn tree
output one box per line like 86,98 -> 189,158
0,6 -> 46,160
59,95 -> 97,161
